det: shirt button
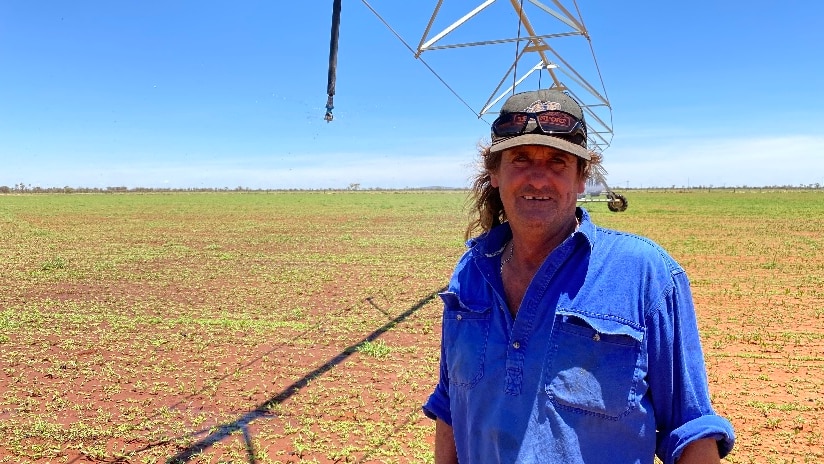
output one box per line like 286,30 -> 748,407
592,333 -> 601,342
456,314 -> 462,321
512,341 -> 520,349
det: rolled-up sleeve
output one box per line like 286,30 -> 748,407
648,270 -> 735,464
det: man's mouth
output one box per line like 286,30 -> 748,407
523,195 -> 551,200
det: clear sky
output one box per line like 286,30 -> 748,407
2,1 -> 822,190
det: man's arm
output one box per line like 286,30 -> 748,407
434,418 -> 458,464
677,437 -> 720,464
647,269 -> 735,460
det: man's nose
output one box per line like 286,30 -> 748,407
525,162 -> 555,187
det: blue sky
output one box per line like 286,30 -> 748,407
2,1 -> 822,190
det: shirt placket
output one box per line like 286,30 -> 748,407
497,238 -> 577,396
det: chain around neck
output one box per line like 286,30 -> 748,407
500,241 -> 514,274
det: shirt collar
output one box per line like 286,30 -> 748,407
467,207 -> 596,258
577,207 -> 596,250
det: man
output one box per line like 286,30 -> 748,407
422,89 -> 735,464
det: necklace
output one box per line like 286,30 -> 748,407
500,241 -> 514,273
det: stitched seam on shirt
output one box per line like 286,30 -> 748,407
550,400 -> 635,421
643,269 -> 677,322
594,227 -> 684,271
593,227 -> 681,321
558,308 -> 644,332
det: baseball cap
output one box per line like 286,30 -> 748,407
490,89 -> 590,160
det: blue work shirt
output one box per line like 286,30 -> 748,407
423,208 -> 734,464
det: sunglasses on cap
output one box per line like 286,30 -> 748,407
492,110 -> 586,142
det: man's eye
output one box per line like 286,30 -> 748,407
548,157 -> 569,171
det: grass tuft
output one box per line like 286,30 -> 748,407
356,339 -> 392,358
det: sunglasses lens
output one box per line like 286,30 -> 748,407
492,113 -> 529,136
535,111 -> 578,132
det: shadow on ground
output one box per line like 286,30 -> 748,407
156,286 -> 446,463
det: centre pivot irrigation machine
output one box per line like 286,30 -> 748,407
324,0 -> 628,212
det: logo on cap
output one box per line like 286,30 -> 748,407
524,100 -> 560,112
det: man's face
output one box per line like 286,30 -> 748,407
490,145 -> 585,234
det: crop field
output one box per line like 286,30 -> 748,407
0,189 -> 822,463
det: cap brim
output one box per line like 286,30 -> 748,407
490,134 -> 590,160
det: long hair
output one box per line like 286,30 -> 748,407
464,143 -> 603,240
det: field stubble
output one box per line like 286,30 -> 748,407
0,190 -> 822,463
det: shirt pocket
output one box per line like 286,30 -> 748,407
544,309 -> 644,419
440,291 -> 491,389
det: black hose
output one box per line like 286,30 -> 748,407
325,0 -> 342,122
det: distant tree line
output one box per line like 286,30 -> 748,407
0,184 -> 469,194
0,183 -> 821,194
